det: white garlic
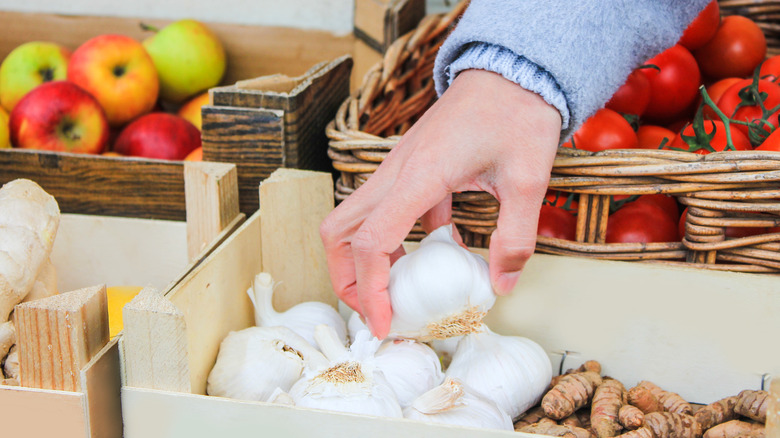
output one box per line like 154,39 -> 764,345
347,311 -> 368,342
267,387 -> 296,406
431,336 -> 462,370
388,225 -> 495,341
248,272 -> 347,348
445,325 -> 552,419
374,337 -> 444,408
404,377 -> 513,430
288,325 -> 402,418
207,326 -> 327,402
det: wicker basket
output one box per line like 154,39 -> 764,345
327,2 -> 780,273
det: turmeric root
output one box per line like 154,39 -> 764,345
561,413 -> 584,428
591,378 -> 626,437
644,412 -> 702,438
576,409 -> 592,429
614,427 -> 653,438
733,390 -> 768,423
695,396 -> 738,431
515,406 -> 548,429
518,421 -> 594,438
628,385 -> 664,414
702,420 -> 764,438
618,404 -> 644,430
638,381 -> 692,415
542,371 -> 603,419
552,361 -> 603,387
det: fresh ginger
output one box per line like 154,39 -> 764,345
628,385 -> 664,414
518,420 -> 594,438
618,404 -> 644,430
614,427 -> 653,438
638,381 -> 692,415
644,412 -> 702,438
542,371 -> 603,419
733,390 -> 768,423
703,420 -> 764,438
695,396 -> 738,431
591,378 -> 626,437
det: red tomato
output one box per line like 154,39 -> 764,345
756,128 -> 780,151
760,55 -> 780,80
606,69 -> 651,116
571,108 -> 638,152
700,77 -> 742,119
544,190 -> 579,211
637,125 -> 676,149
666,119 -> 691,135
642,45 -> 702,121
678,208 -> 687,240
634,194 -> 679,221
694,16 -> 767,79
537,205 -> 577,241
606,202 -> 679,244
717,79 -> 780,139
679,0 -> 721,51
670,120 -> 752,154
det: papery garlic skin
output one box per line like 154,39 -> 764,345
445,325 -> 552,420
248,272 -> 347,348
431,336 -> 461,370
347,311 -> 368,342
404,377 -> 513,431
207,326 -> 326,402
388,225 -> 495,341
289,328 -> 402,418
374,337 -> 444,408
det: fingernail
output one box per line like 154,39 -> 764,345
365,317 -> 389,340
494,271 -> 522,295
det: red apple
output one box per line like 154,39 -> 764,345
10,81 -> 109,154
68,34 -> 159,127
114,113 -> 200,160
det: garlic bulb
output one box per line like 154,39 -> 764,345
431,336 -> 462,369
248,272 -> 347,348
445,325 -> 552,419
347,311 -> 368,342
388,225 -> 495,341
404,377 -> 513,430
267,387 -> 296,406
288,325 -> 402,418
374,337 -> 444,408
207,326 -> 327,401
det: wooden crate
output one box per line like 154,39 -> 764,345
119,168 -> 780,438
0,161 -> 243,438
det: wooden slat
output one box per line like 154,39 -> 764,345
354,0 -> 426,52
0,150 -> 186,220
184,162 -> 240,261
0,386 -> 87,438
81,338 -> 122,438
15,284 -> 109,391
259,169 -> 336,311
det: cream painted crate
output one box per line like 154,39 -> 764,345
119,168 -> 780,438
1,162 -> 244,438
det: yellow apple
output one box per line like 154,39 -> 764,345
177,92 -> 209,130
0,107 -> 9,148
0,41 -> 71,112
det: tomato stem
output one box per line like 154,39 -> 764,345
699,85 -> 736,151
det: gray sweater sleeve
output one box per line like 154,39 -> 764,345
434,0 -> 711,139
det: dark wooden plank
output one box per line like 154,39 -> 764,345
0,149 -> 186,220
201,106 -> 285,215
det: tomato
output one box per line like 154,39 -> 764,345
666,119 -> 691,135
642,45 -> 702,122
756,128 -> 780,151
537,205 -> 577,241
694,16 -> 767,79
678,208 -> 687,240
633,194 -> 679,221
637,125 -> 676,149
700,77 -> 742,119
717,79 -> 780,139
544,190 -> 579,211
679,0 -> 721,51
760,55 -> 780,80
606,69 -> 651,116
606,202 -> 679,244
670,120 -> 752,154
571,108 -> 638,152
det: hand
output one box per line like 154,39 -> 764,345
320,69 -> 562,339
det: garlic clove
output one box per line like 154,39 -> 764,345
404,377 -> 513,430
445,325 -> 552,420
347,311 -> 368,342
267,387 -> 296,406
247,272 -> 348,349
374,338 -> 444,408
388,225 -> 495,341
431,336 -> 462,370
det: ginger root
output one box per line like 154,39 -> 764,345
695,396 -> 738,431
703,420 -> 764,438
591,378 -> 626,437
542,371 -> 603,419
638,381 -> 692,415
733,390 -> 768,423
618,404 -> 644,430
644,412 -> 702,438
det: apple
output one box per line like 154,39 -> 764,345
177,92 -> 209,130
142,20 -> 226,103
68,34 -> 159,127
114,113 -> 200,160
0,41 -> 71,112
184,146 -> 202,161
0,107 -> 9,149
9,81 -> 109,154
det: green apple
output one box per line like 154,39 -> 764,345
142,19 -> 226,103
0,41 -> 71,112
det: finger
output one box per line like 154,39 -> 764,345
420,194 -> 453,233
352,169 -> 449,339
389,245 -> 406,265
488,173 -> 547,296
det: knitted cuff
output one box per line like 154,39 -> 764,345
446,43 -> 571,130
